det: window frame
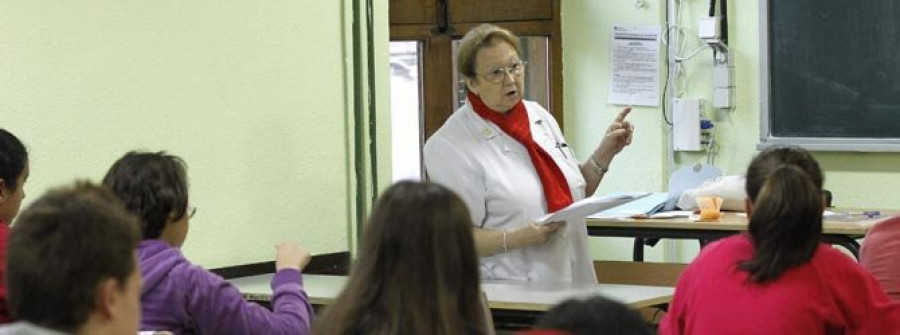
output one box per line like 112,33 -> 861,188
389,0 -> 563,140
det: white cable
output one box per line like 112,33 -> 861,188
660,25 -> 680,46
674,62 -> 688,98
675,44 -> 712,61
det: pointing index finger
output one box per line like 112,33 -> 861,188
615,107 -> 633,123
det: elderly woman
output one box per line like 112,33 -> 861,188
424,24 -> 634,283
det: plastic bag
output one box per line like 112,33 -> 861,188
677,175 -> 747,211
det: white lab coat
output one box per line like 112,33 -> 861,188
424,99 -> 598,284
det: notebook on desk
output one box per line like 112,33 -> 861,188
589,192 -> 671,218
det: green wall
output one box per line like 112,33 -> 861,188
0,0 -> 389,268
561,0 -> 900,262
5,0 -> 896,268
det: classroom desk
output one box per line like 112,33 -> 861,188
229,274 -> 673,324
586,211 -> 891,261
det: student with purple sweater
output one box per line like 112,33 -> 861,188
103,151 -> 313,335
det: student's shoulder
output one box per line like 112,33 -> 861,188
149,252 -> 227,291
678,236 -> 749,279
180,262 -> 228,287
0,322 -> 61,335
810,244 -> 884,291
687,236 -> 751,274
694,235 -> 751,263
813,244 -> 866,273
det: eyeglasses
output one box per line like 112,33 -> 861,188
480,61 -> 527,84
186,204 -> 197,219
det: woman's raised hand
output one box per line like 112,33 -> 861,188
595,107 -> 634,163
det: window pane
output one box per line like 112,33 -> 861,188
390,41 -> 423,181
451,36 -> 550,111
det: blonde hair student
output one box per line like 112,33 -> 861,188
661,147 -> 900,334
315,181 -> 491,335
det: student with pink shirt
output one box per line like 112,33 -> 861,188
661,147 -> 900,335
861,215 -> 900,301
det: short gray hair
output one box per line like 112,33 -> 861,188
456,23 -> 521,79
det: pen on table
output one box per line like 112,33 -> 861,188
845,210 -> 881,219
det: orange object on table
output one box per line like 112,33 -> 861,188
696,196 -> 723,220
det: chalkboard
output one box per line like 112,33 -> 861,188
760,0 -> 900,151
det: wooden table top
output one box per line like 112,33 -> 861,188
586,210 -> 896,236
229,274 -> 673,311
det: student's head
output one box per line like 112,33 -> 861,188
315,181 -> 486,335
740,146 -> 824,283
0,128 -> 29,223
7,182 -> 141,334
102,151 -> 191,247
532,296 -> 652,335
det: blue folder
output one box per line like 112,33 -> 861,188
596,192 -> 671,216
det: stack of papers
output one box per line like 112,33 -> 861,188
535,192 -> 651,225
588,192 -> 672,218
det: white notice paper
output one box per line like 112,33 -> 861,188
608,25 -> 661,107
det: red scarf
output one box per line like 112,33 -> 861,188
468,91 -> 573,212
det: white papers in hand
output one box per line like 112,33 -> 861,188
536,192 -> 650,225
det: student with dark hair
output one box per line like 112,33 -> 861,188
0,128 -> 29,324
523,296 -> 652,335
661,147 -> 900,334
0,182 -> 141,335
103,151 -> 314,334
314,181 -> 491,335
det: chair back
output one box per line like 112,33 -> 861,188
594,261 -> 686,287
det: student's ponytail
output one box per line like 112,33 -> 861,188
739,147 -> 824,283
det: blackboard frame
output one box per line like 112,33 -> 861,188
758,0 -> 900,152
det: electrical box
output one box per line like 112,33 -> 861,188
713,88 -> 733,108
698,17 -> 720,42
712,51 -> 734,109
673,98 -> 702,151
